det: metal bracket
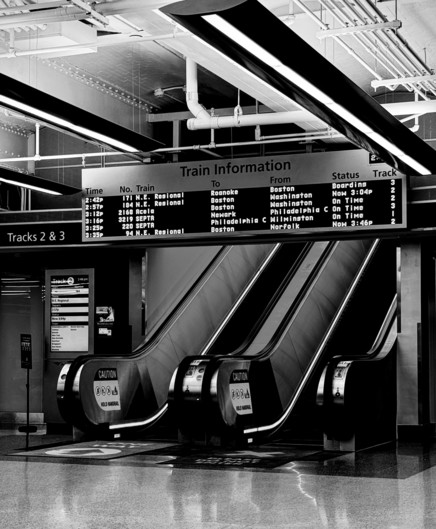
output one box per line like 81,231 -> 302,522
67,0 -> 109,27
317,20 -> 402,39
371,73 -> 436,90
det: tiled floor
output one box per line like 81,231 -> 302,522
1,433 -> 436,528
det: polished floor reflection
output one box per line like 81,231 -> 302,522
1,434 -> 436,528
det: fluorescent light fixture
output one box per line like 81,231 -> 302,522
161,0 -> 436,176
0,73 -> 164,154
0,167 -> 80,195
203,14 -> 334,107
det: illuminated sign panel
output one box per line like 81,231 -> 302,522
82,150 -> 406,242
45,268 -> 95,357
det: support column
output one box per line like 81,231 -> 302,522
397,242 -> 436,440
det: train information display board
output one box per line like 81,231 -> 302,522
82,150 -> 406,243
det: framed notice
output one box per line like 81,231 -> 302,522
20,334 -> 32,369
45,269 -> 94,357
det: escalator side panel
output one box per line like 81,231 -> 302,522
270,239 -> 374,409
145,245 -> 222,340
209,242 -> 308,355
244,241 -> 330,354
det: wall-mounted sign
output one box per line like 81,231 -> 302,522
230,370 -> 253,415
94,368 -> 121,411
0,222 -> 81,248
96,306 -> 115,325
45,269 -> 94,356
82,150 -> 406,244
20,333 -> 32,369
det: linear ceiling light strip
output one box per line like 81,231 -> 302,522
160,0 -> 436,176
0,167 -> 80,195
0,73 -> 163,154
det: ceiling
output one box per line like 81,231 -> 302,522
1,0 -> 436,173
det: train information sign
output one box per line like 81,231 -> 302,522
82,150 -> 406,243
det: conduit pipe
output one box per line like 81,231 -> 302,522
187,107 -> 325,130
152,133 -> 343,154
354,0 -> 432,75
327,0 -> 434,98
291,0 -> 385,85
185,57 -> 211,123
292,0 -> 435,99
0,7 -> 92,29
382,100 -> 436,116
186,58 -> 324,131
319,0 -> 422,95
0,150 -> 131,163
322,0 -> 429,98
186,58 -> 436,133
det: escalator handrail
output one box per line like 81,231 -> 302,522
209,241 -> 342,364
238,240 -> 336,361
331,294 -> 397,364
200,242 -> 313,357
198,242 -> 283,356
71,245 -> 255,371
316,294 -> 397,412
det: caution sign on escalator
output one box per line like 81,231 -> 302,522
332,360 -> 352,404
94,368 -> 121,411
230,370 -> 253,415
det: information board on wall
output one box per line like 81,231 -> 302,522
49,274 -> 90,353
82,150 -> 406,243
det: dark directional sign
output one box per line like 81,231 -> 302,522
20,333 -> 32,369
0,222 -> 81,248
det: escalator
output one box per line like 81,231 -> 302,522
57,242 -> 307,438
171,238 -> 397,448
316,295 -> 397,451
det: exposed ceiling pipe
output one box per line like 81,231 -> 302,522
318,0 -> 422,94
0,150 -> 134,163
0,0 -> 174,29
186,57 -> 436,134
292,0 -> 436,99
97,0 -> 174,15
317,0 -> 430,99
153,135 -> 338,154
188,99 -> 434,131
354,0 -> 432,75
186,58 -> 333,131
188,109 -> 325,130
256,130 -> 340,141
0,133 -> 339,164
398,93 -> 421,133
0,1 -> 66,15
185,57 -> 211,122
0,6 -> 92,29
382,100 -> 436,116
400,114 -> 420,133
354,0 -> 435,96
291,0 -> 386,83
329,0 -> 435,97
